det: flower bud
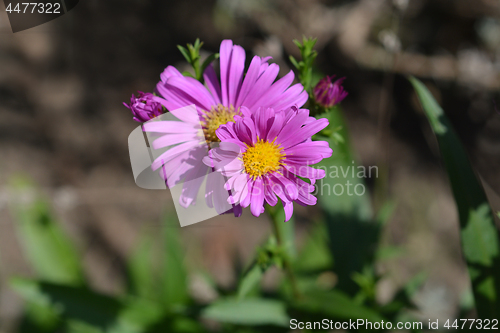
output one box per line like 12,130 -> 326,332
313,76 -> 348,108
123,91 -> 163,123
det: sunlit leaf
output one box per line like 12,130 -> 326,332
202,298 -> 289,327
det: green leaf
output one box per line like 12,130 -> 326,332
11,278 -> 122,328
9,180 -> 84,285
294,223 -> 332,273
461,203 -> 499,266
11,278 -> 164,333
17,301 -> 62,333
181,71 -> 194,78
237,265 -> 263,300
409,76 -> 500,318
162,214 -> 189,307
66,320 -> 103,333
292,289 -> 384,322
126,230 -> 156,300
202,298 -> 289,327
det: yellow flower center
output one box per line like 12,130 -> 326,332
201,104 -> 240,143
242,138 -> 285,179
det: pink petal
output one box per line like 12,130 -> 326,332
235,56 -> 262,107
151,141 -> 200,170
240,178 -> 254,208
272,173 -> 299,201
219,40 -> 234,106
152,133 -> 199,149
280,118 -> 329,149
251,70 -> 295,109
263,177 -> 278,206
143,121 -> 198,134
228,45 -> 246,107
203,64 -> 222,105
241,63 -> 280,110
166,76 -> 216,111
271,84 -> 309,111
160,65 -> 183,83
179,162 -> 208,207
168,104 -> 202,124
275,109 -> 310,145
250,177 -> 265,217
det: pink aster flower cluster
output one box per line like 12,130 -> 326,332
125,40 -> 334,221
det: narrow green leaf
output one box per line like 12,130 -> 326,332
237,265 -> 263,300
409,76 -> 500,318
288,55 -> 299,70
408,77 -> 446,134
177,45 -> 191,63
202,298 -> 289,327
9,180 -> 84,285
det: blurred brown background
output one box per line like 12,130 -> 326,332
1,0 -> 500,331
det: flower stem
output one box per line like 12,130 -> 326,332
267,206 -> 301,300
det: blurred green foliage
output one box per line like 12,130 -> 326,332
6,44 -> 500,333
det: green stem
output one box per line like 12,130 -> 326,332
267,207 -> 301,300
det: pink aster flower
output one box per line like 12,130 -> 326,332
203,106 -> 333,221
313,75 -> 348,108
124,91 -> 164,122
143,40 -> 309,214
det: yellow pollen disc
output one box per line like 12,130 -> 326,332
242,138 -> 285,179
201,104 -> 240,143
